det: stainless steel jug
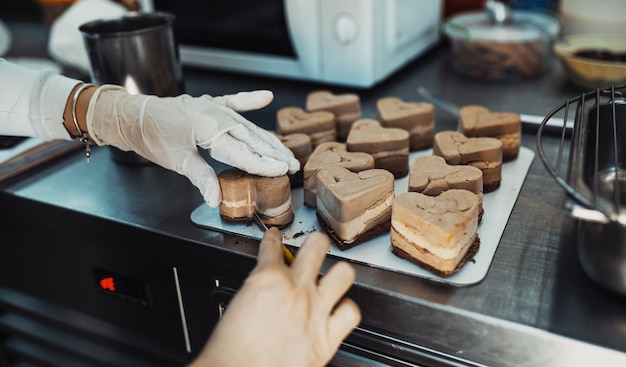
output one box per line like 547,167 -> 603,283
79,12 -> 184,164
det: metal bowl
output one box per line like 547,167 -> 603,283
537,85 -> 626,295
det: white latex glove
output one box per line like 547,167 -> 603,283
86,85 -> 300,207
189,228 -> 361,367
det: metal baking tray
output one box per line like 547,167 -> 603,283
192,147 -> 534,286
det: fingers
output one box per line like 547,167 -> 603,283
196,95 -> 300,174
256,227 -> 285,269
226,123 -> 300,174
179,152 -> 221,207
327,297 -> 361,348
291,231 -> 330,283
258,229 -> 360,350
211,90 -> 274,112
209,135 -> 290,177
318,261 -> 356,307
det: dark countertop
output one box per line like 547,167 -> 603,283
2,12 -> 626,366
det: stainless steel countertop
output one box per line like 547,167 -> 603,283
2,15 -> 626,366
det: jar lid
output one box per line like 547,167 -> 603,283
444,10 -> 560,43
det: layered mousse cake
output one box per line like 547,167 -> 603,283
458,105 -> 521,161
306,90 -> 361,141
391,190 -> 481,276
303,142 -> 375,208
346,119 -> 410,178
218,168 -> 294,228
274,132 -> 312,188
316,166 -> 395,250
277,107 -> 336,148
433,131 -> 503,193
408,155 -> 483,196
376,97 -> 435,151
218,168 -> 254,222
409,155 -> 484,220
255,174 -> 294,228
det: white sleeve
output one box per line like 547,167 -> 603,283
0,58 -> 80,140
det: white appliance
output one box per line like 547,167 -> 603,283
139,0 -> 442,88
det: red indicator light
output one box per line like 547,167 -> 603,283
93,268 -> 151,307
100,277 -> 116,292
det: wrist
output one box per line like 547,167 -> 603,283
63,83 -> 98,138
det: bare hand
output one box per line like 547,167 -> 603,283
190,228 -> 361,367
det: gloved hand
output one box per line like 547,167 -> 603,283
189,228 -> 361,367
86,85 -> 300,207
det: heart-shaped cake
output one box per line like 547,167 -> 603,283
458,105 -> 521,161
306,90 -> 361,141
346,119 -> 409,178
218,168 -> 294,228
303,142 -> 375,207
277,107 -> 336,148
391,190 -> 481,276
274,132 -> 312,188
316,166 -> 395,250
276,132 -> 312,161
376,97 -> 435,151
409,155 -> 482,197
433,131 -> 502,192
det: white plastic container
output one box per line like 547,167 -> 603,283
443,10 -> 560,81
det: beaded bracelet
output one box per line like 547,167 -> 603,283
71,83 -> 96,162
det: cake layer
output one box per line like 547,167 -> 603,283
316,167 -> 394,248
376,97 -> 435,130
316,167 -> 395,221
498,131 -> 521,161
306,90 -> 360,116
218,168 -> 293,228
308,130 -> 337,148
374,155 -> 410,178
433,131 -> 502,192
409,155 -> 483,196
275,132 -> 312,188
458,105 -> 521,161
219,169 -> 253,221
276,132 -> 312,158
347,119 -> 409,152
391,228 -> 480,276
408,129 -> 435,151
255,175 -> 292,217
346,119 -> 409,178
466,161 -> 501,192
259,209 -> 294,228
376,97 -> 435,151
433,131 -> 502,165
317,195 -> 392,248
303,142 -> 375,207
390,190 -> 480,275
392,191 -> 479,250
276,107 -> 336,147
306,90 -> 361,140
277,107 -> 335,135
458,105 -> 520,135
220,205 -> 255,223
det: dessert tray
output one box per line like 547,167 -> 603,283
191,147 -> 534,286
